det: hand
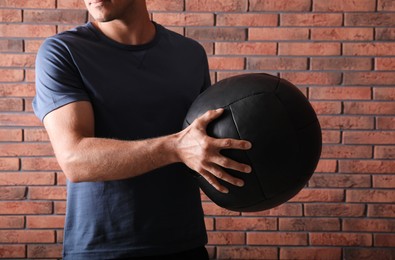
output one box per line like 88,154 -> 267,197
175,108 -> 252,193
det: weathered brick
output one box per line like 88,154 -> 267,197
216,217 -> 276,231
314,0 -> 375,11
0,24 -> 56,37
346,13 -> 395,27
0,158 -> 19,171
152,13 -> 213,26
217,13 -> 278,26
186,0 -> 248,12
186,28 -> 246,41
279,43 -> 340,56
250,0 -> 311,11
217,247 -> 278,260
309,87 -> 371,100
347,190 -> 395,203
0,230 -> 55,243
28,244 -> 63,258
344,43 -> 395,56
0,69 -> 24,82
0,83 -> 35,97
22,157 -> 60,171
249,28 -> 308,41
344,248 -> 395,260
311,101 -> 342,114
321,145 -> 372,159
281,13 -> 342,26
279,218 -> 340,231
0,39 -> 23,52
0,143 -> 54,156
24,128 -> 50,141
147,0 -> 183,11
0,187 -> 26,200
309,174 -> 371,188
281,72 -> 342,85
312,28 -> 373,41
375,146 -> 395,159
343,131 -> 395,144
0,201 -> 52,214
377,117 -> 395,130
0,216 -> 24,228
0,113 -> 41,127
280,247 -> 342,260
376,28 -> 395,41
368,204 -> 395,217
248,232 -> 308,245
242,203 -> 302,217
29,186 -> 67,200
207,231 -> 245,245
315,159 -> 337,173
248,57 -> 307,70
318,116 -> 374,130
290,188 -> 344,202
216,42 -> 276,55
311,57 -> 372,71
24,9 -> 87,24
0,9 -> 21,22
0,172 -> 55,185
208,57 -> 245,70
321,130 -> 341,144
0,245 -> 26,258
311,232 -> 372,246
375,234 -> 395,247
202,202 -> 240,216
0,0 -> 55,8
0,128 -> 22,141
343,218 -> 395,232
373,175 -> 395,188
340,160 -> 395,174
27,215 -> 65,228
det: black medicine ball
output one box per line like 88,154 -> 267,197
183,73 -> 322,212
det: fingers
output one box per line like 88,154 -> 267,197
213,137 -> 252,151
212,155 -> 252,174
198,168 -> 230,194
194,108 -> 224,129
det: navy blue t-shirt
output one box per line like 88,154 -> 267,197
33,22 -> 210,259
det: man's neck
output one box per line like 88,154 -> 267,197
92,7 -> 155,46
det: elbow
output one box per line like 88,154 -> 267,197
57,152 -> 87,183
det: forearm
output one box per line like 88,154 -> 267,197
59,134 -> 179,182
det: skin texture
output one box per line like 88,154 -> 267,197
43,0 -> 252,193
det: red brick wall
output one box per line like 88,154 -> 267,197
1,0 -> 395,259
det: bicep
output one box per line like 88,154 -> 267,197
43,101 -> 94,159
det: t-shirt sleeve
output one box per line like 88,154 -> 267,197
32,37 -> 90,122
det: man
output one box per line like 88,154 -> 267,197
33,0 -> 252,259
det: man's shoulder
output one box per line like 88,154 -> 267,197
158,24 -> 205,53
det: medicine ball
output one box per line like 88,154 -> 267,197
183,73 -> 322,212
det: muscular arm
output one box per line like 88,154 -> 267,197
44,101 -> 252,193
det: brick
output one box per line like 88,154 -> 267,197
0,83 -> 35,97
345,72 -> 395,85
0,9 -> 21,22
281,72 -> 342,85
0,39 -> 23,52
279,218 -> 340,231
376,58 -> 395,71
340,160 -> 395,174
208,57 -> 245,70
375,146 -> 395,159
309,87 -> 371,100
185,0 -> 248,12
249,28 -> 308,41
0,128 -> 22,141
217,13 -> 278,27
0,216 -> 24,228
309,174 -> 371,188
315,159 -> 337,173
314,0 -> 375,11
0,54 -> 36,68
27,215 -> 65,228
186,28 -> 245,41
305,203 -> 365,217
242,203 -> 302,217
216,42 -> 276,55
368,204 -> 395,217
28,244 -> 63,258
376,28 -> 395,41
311,57 -> 372,71
312,28 -> 373,41
24,39 -> 44,53
372,87 -> 395,103
281,13 -> 342,26
216,71 -> 257,81
311,233 -> 372,246
321,130 -> 341,144
248,232 -> 308,245
24,9 -> 87,24
0,245 -> 26,258
57,0 -> 87,9
205,217 -> 214,230
207,231 -> 244,245
57,172 -> 67,185
54,201 -> 66,214
0,172 -> 55,185
378,0 -> 395,10
152,13 -> 213,26
346,13 -> 395,27
24,128 -> 49,141
321,145 -> 372,159
311,101 -> 341,114
0,0 -> 55,8
0,187 -> 26,200
248,57 -> 307,71
377,117 -> 395,129
22,157 -> 60,171
343,131 -> 395,144
0,69 -> 23,82
373,175 -> 395,188
344,218 -> 395,232
280,247 -> 342,260
0,143 -> 54,156
347,190 -> 395,203
0,230 -> 55,243
318,116 -> 374,130
344,248 -> 395,260
344,43 -> 395,56
29,186 -> 67,200
344,102 -> 395,115
0,158 -> 19,171
0,113 -> 41,127
279,43 -> 340,56
290,189 -> 344,202
375,234 -> 395,247
0,24 -> 56,37
0,98 -> 23,111
216,217 -> 276,231
250,0 -> 311,11
202,202 -> 239,216
0,201 -> 52,214
217,246 -> 278,260
147,0 -> 183,11
57,230 -> 64,243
